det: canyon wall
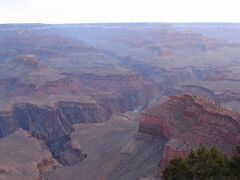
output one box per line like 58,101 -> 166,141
139,94 -> 240,173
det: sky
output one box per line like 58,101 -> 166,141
0,0 -> 239,23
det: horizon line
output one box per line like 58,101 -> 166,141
1,22 -> 240,25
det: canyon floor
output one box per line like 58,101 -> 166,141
49,113 -> 166,180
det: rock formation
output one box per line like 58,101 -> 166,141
0,129 -> 59,180
0,101 -> 109,166
139,94 -> 240,171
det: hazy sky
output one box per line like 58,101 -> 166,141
0,0 -> 239,23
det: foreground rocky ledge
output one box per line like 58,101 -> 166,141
0,129 -> 60,180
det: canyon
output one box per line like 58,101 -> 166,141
0,23 -> 240,179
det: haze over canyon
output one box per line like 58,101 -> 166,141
0,23 -> 240,179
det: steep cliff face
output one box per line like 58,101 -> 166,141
57,102 -> 106,123
0,112 -> 16,137
139,94 -> 240,171
0,101 -> 109,166
12,103 -> 73,142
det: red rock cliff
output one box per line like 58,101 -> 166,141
139,93 -> 240,171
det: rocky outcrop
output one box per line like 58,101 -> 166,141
37,158 -> 57,176
0,129 -> 59,180
139,94 -> 240,172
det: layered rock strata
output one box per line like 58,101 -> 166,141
139,94 -> 240,171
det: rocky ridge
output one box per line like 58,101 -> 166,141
139,94 -> 240,172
